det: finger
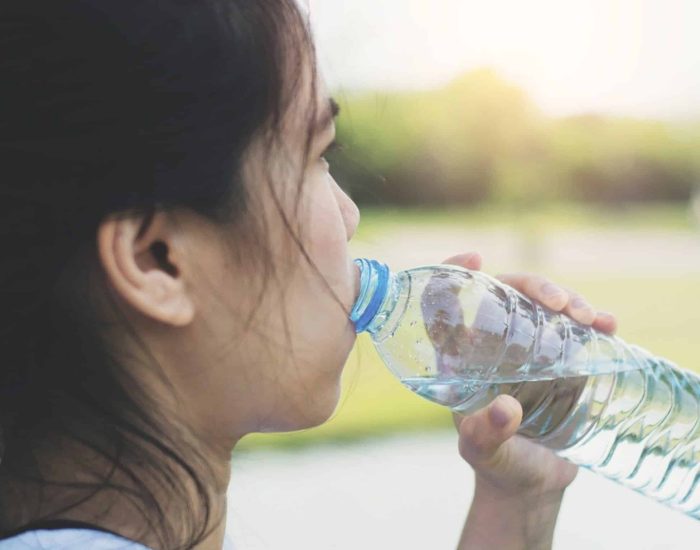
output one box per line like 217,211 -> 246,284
554,288 -> 617,330
560,291 -> 597,325
452,411 -> 463,430
458,395 -> 523,466
495,272 -> 569,311
497,272 -> 603,326
442,252 -> 482,271
592,311 -> 617,334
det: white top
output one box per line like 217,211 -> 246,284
0,529 -> 236,549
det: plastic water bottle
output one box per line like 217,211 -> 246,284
350,258 -> 700,518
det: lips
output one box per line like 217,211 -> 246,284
351,259 -> 361,302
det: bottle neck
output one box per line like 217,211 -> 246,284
350,259 -> 399,335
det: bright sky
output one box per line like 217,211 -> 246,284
309,0 -> 700,120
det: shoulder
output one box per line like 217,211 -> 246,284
0,529 -> 150,550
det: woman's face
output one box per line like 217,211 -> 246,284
162,76 -> 361,443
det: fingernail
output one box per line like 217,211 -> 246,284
489,396 -> 512,428
598,311 -> 615,319
572,297 -> 592,310
541,283 -> 563,298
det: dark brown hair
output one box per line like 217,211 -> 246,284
0,1 -> 319,547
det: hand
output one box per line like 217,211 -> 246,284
442,252 -> 617,496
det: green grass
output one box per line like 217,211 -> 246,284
355,201 -> 696,237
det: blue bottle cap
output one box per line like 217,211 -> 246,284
350,258 -> 390,334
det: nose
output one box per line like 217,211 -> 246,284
332,181 -> 360,241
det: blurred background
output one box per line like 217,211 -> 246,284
229,1 -> 700,548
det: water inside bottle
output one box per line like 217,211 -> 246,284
402,361 -> 700,517
353,259 -> 700,517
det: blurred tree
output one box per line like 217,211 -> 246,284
549,116 -> 696,203
328,69 -> 700,207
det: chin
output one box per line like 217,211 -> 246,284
294,380 -> 343,431
259,380 -> 342,434
309,382 -> 343,427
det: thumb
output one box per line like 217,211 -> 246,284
457,395 -> 523,467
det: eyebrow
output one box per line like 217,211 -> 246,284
316,97 -> 340,133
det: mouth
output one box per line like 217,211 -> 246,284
352,260 -> 361,301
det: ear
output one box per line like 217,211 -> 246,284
97,210 -> 195,327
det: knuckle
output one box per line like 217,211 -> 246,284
460,432 -> 494,460
458,419 -> 488,457
459,437 -> 501,470
459,438 -> 486,464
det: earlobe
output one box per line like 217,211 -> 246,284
97,212 -> 195,327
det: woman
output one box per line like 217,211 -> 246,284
0,1 -> 616,549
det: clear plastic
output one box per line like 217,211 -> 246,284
351,259 -> 700,519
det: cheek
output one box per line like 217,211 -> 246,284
276,176 -> 357,373
304,178 -> 355,301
